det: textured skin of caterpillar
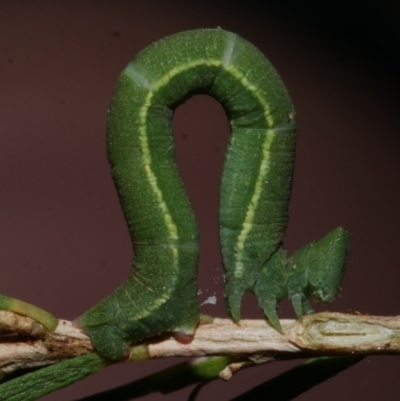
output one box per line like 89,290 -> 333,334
77,29 -> 350,360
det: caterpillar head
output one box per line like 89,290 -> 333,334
288,227 -> 350,318
311,282 -> 341,304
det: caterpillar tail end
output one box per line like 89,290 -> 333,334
173,331 -> 195,344
75,313 -> 130,361
172,315 -> 199,344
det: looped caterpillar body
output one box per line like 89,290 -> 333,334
77,29 -> 349,361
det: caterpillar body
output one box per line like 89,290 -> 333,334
77,29 -> 349,361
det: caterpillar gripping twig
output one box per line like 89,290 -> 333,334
77,29 -> 349,360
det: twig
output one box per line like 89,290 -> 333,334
0,311 -> 399,376
0,312 -> 92,374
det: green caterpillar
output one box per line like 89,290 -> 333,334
77,29 -> 349,360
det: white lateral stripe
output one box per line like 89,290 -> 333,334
134,56 -> 275,297
233,130 -> 275,277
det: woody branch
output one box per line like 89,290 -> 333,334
0,311 -> 399,376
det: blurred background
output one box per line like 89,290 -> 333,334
1,0 -> 399,400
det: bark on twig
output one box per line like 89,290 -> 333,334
1,310 -> 399,375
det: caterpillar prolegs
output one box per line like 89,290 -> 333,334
77,29 -> 349,360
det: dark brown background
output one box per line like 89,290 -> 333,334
1,1 -> 399,400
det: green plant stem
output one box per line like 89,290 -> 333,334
0,353 -> 109,401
